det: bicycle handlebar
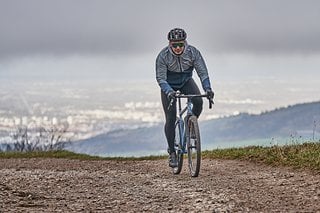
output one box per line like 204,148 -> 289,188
176,94 -> 208,98
168,93 -> 214,110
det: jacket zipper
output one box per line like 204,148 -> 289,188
178,57 -> 183,72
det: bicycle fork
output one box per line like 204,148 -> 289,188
177,97 -> 193,154
184,98 -> 195,153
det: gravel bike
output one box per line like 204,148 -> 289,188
168,91 -> 213,177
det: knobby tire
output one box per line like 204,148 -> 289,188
173,119 -> 183,174
187,116 -> 201,177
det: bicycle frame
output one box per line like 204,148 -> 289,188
176,96 -> 192,154
170,91 -> 213,176
174,93 -> 212,154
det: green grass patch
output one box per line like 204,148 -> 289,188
203,142 -> 320,171
0,150 -> 101,160
1,142 -> 319,171
0,150 -> 166,161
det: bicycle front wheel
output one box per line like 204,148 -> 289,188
187,116 -> 201,177
173,120 -> 183,175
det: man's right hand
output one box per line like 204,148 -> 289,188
167,91 -> 176,101
167,91 -> 176,110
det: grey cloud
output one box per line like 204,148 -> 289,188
1,0 -> 320,59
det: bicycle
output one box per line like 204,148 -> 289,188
168,91 -> 213,177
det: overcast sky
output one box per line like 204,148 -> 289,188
1,0 -> 320,57
1,0 -> 320,81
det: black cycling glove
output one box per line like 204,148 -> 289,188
167,91 -> 177,101
206,89 -> 214,100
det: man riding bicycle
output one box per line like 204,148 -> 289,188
155,28 -> 214,167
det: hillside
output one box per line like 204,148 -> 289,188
68,101 -> 320,156
202,101 -> 320,141
67,125 -> 165,156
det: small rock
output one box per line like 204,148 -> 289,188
195,198 -> 203,203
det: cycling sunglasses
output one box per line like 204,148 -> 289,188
171,42 -> 185,48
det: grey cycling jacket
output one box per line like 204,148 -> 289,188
156,42 -> 212,94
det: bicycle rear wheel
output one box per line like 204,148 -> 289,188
187,116 -> 201,177
173,120 -> 183,174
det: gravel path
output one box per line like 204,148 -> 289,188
0,158 -> 319,212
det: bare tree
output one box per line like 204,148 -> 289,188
3,124 -> 71,152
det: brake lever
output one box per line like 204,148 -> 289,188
209,98 -> 214,109
167,98 -> 174,110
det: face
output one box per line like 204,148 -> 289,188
170,41 -> 185,55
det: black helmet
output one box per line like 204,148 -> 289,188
167,28 -> 187,41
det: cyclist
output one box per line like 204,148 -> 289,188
156,28 -> 214,167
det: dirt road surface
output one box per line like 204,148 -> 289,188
0,158 -> 319,212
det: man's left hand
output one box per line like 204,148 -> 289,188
206,89 -> 214,100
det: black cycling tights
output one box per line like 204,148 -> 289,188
161,78 -> 203,154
